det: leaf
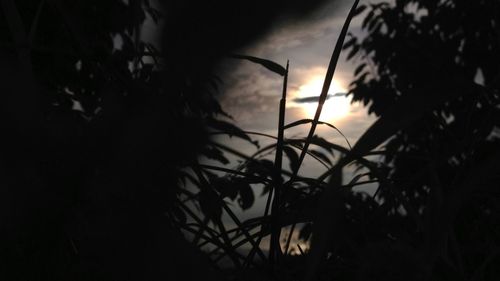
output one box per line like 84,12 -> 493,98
212,177 -> 238,200
327,164 -> 343,188
357,72 -> 369,82
347,45 -> 360,60
368,17 -> 379,31
362,10 -> 375,29
198,190 -> 223,223
305,74 -> 483,280
351,79 -> 480,156
309,149 -> 333,166
245,159 -> 276,179
301,1 -> 361,280
284,119 -> 352,149
309,136 -> 336,153
343,37 -> 356,50
354,63 -> 367,76
200,164 -> 270,186
352,5 -> 367,17
238,184 -> 255,210
206,118 -> 256,146
201,146 -> 229,165
283,145 -> 300,172
229,54 -> 286,76
348,173 -> 365,186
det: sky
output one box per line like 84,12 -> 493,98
215,0 -> 376,145
211,0 -> 377,183
202,0 -> 380,257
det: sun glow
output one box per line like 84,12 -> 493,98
292,76 -> 351,121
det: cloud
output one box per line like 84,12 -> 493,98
213,0 -> 372,140
293,93 -> 346,104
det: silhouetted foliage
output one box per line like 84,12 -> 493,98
0,0 -> 333,280
6,0 -> 500,280
343,0 -> 500,279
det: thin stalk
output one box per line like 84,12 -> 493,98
176,199 -> 223,245
243,183 -> 273,267
174,222 -> 249,264
302,2 -> 361,281
192,216 -> 211,246
297,244 -> 305,256
283,213 -> 298,255
200,219 -> 264,249
269,61 -> 289,267
198,164 -> 272,184
292,0 -> 359,181
216,220 -> 242,268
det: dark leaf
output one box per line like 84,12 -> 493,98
212,177 -> 238,200
245,159 -> 276,179
354,63 -> 367,76
284,119 -> 352,149
309,149 -> 333,166
230,54 -> 286,76
261,184 -> 272,196
343,37 -> 356,50
367,17 -> 379,31
198,190 -> 223,222
299,223 -> 313,241
283,145 -> 300,172
238,184 -> 255,210
201,146 -> 229,165
207,118 -> 256,146
352,80 -> 480,156
352,5 -> 367,17
302,1 -> 360,280
347,45 -> 360,60
310,136 -> 335,153
362,10 -> 375,29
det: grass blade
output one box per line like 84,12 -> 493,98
230,54 -> 287,76
269,61 -> 289,267
292,0 -> 359,181
192,165 -> 268,263
299,1 -> 360,280
284,118 -> 352,150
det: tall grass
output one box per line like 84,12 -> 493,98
170,1 -> 383,280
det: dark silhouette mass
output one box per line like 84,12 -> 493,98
0,0 -> 329,280
1,0 -> 500,280
342,1 -> 500,280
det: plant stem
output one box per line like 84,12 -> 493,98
269,60 -> 289,268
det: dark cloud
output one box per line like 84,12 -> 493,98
293,92 -> 346,103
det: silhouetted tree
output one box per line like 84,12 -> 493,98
0,0 -> 332,280
344,0 -> 500,279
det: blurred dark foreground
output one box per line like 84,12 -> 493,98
0,0 -> 330,280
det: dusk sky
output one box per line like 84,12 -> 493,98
3,1 -> 498,278
216,0 -> 376,151
210,0 -> 378,184
207,0 -> 379,254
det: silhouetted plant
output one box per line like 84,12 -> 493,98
3,0 -> 499,280
342,0 -> 500,280
174,1 -> 500,280
1,0 -> 347,280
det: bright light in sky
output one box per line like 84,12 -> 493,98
292,76 -> 351,122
